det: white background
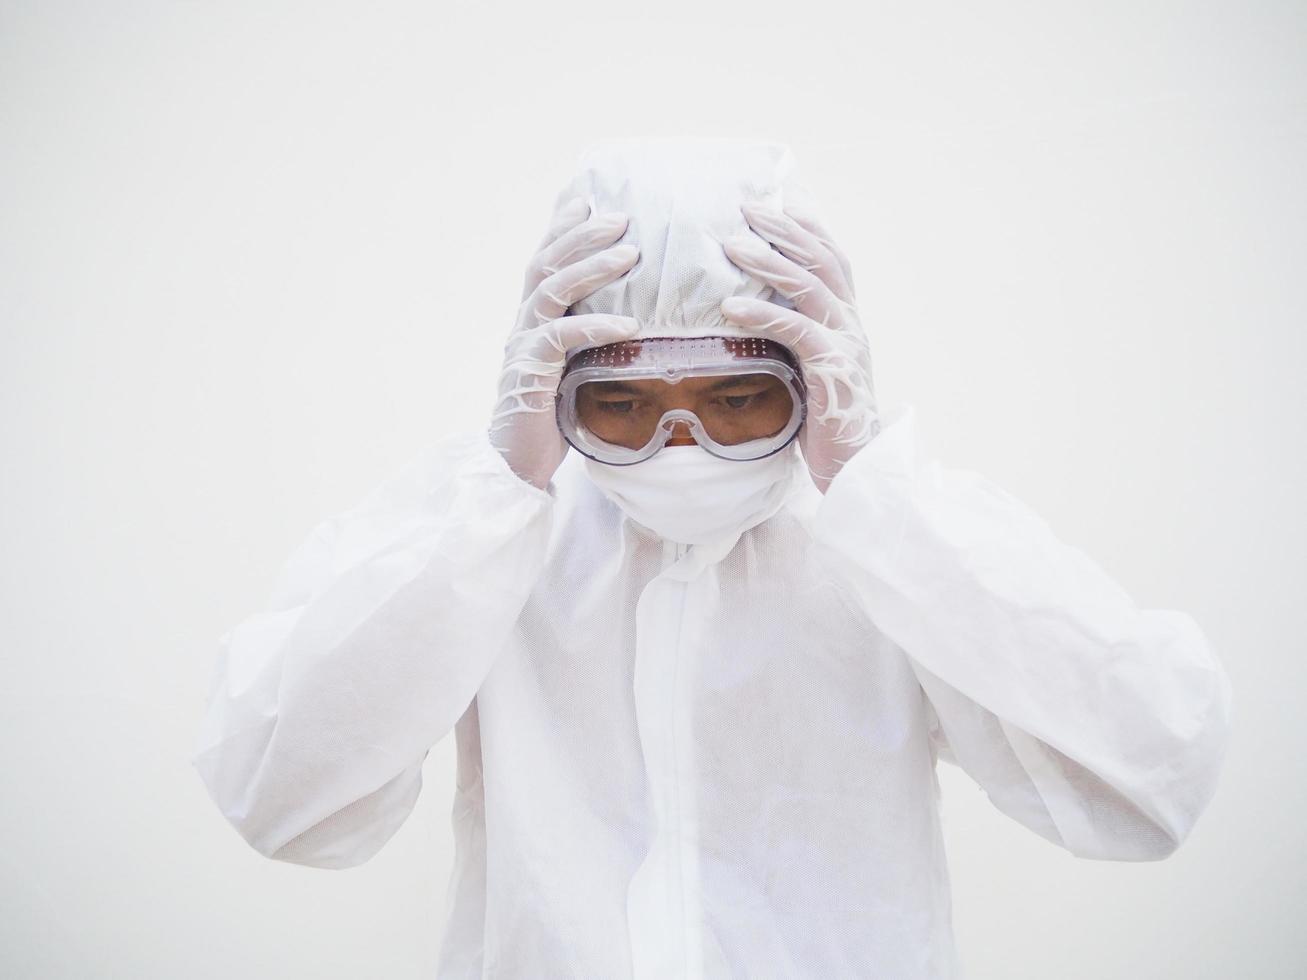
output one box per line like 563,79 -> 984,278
2,1 -> 1303,977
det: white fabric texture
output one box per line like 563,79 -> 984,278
191,141 -> 1232,978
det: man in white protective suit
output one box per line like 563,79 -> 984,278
191,139 -> 1233,978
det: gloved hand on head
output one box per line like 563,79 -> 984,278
720,199 -> 880,493
488,198 -> 643,492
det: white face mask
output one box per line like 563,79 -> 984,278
582,441 -> 803,547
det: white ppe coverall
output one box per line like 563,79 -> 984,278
191,140 -> 1232,979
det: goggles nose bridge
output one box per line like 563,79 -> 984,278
657,408 -> 702,445
658,408 -> 699,431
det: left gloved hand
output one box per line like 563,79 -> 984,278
719,201 -> 880,494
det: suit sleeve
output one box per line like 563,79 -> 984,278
810,405 -> 1233,860
190,429 -> 554,869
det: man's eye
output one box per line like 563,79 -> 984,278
597,400 -> 637,413
719,392 -> 764,410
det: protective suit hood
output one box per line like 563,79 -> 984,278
552,137 -> 822,345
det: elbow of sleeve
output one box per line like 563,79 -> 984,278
192,733 -> 427,872
194,755 -> 426,872
266,824 -> 393,871
266,765 -> 425,871
1069,732 -> 1231,864
1066,810 -> 1183,863
1049,760 -> 1228,863
196,752 -> 426,872
1077,630 -> 1233,863
1146,655 -> 1234,860
995,778 -> 1184,863
1013,702 -> 1232,864
1053,735 -> 1230,864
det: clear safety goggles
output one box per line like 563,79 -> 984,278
555,336 -> 807,465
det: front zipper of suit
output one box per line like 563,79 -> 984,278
626,538 -> 702,979
667,540 -> 703,979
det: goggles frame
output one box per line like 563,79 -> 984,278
555,336 -> 808,465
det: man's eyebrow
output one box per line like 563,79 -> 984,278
586,381 -> 643,395
707,375 -> 768,391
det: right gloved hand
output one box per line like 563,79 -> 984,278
719,200 -> 880,495
489,198 -> 642,490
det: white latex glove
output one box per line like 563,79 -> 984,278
719,200 -> 880,494
489,198 -> 642,490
